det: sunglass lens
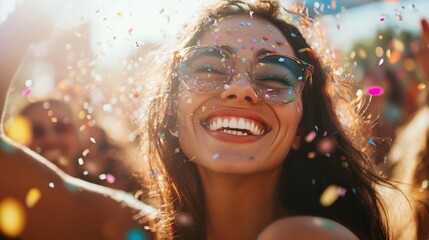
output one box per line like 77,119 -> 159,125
254,56 -> 306,103
178,47 -> 232,93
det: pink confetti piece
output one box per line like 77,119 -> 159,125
159,8 -> 164,14
396,10 -> 403,21
128,28 -> 133,35
337,187 -> 347,196
305,131 -> 317,143
23,87 -> 32,96
106,174 -> 115,184
380,17 -> 385,22
367,86 -> 384,96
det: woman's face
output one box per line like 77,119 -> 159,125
177,15 -> 303,174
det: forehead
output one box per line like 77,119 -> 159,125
198,14 -> 295,56
23,102 -> 71,122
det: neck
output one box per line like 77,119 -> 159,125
199,167 -> 282,240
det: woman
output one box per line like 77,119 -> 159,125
17,99 -> 81,177
139,0 -> 391,239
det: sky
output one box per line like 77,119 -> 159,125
0,0 -> 428,65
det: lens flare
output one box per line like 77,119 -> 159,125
0,198 -> 26,237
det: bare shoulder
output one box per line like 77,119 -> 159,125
258,216 -> 359,240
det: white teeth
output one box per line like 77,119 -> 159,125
207,117 -> 267,136
229,118 -> 237,128
245,121 -> 251,130
238,118 -> 245,129
223,119 -> 229,128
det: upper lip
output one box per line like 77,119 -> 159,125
201,108 -> 271,136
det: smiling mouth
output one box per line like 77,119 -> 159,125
204,116 -> 268,136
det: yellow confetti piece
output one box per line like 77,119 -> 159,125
418,83 -> 426,90
5,116 -> 32,145
320,185 -> 339,207
0,198 -> 26,237
26,188 -> 41,208
392,38 -> 404,52
358,49 -> 367,59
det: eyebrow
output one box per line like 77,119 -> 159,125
255,48 -> 276,57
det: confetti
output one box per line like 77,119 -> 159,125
421,180 -> 429,190
367,86 -> 384,96
22,87 -> 32,96
82,149 -> 90,157
49,182 -> 55,188
241,57 -> 248,63
375,47 -> 384,57
378,58 -> 384,65
78,158 -> 84,165
395,10 -> 403,21
368,138 -> 376,147
307,151 -> 316,159
305,131 -> 317,143
127,227 -> 147,240
0,198 -> 26,237
90,137 -> 96,143
0,138 -> 15,153
25,188 -> 41,208
99,174 -> 107,180
106,173 -> 116,184
212,153 -> 220,159
320,185 -> 339,207
5,116 -> 32,145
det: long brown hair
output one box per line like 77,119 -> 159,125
139,1 -> 391,239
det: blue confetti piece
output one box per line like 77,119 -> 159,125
368,138 -> 376,147
241,45 -> 247,49
65,182 -> 80,192
290,32 -> 297,38
232,47 -> 238,52
127,228 -> 147,240
241,57 -> 248,63
0,138 -> 15,153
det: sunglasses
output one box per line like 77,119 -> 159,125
32,122 -> 74,139
174,45 -> 314,104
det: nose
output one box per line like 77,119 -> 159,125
220,73 -> 260,104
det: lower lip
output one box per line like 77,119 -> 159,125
203,128 -> 265,143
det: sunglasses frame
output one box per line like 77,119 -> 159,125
174,45 -> 314,104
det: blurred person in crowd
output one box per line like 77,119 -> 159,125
81,125 -> 139,193
14,99 -> 81,177
362,67 -> 410,141
388,18 -> 429,240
